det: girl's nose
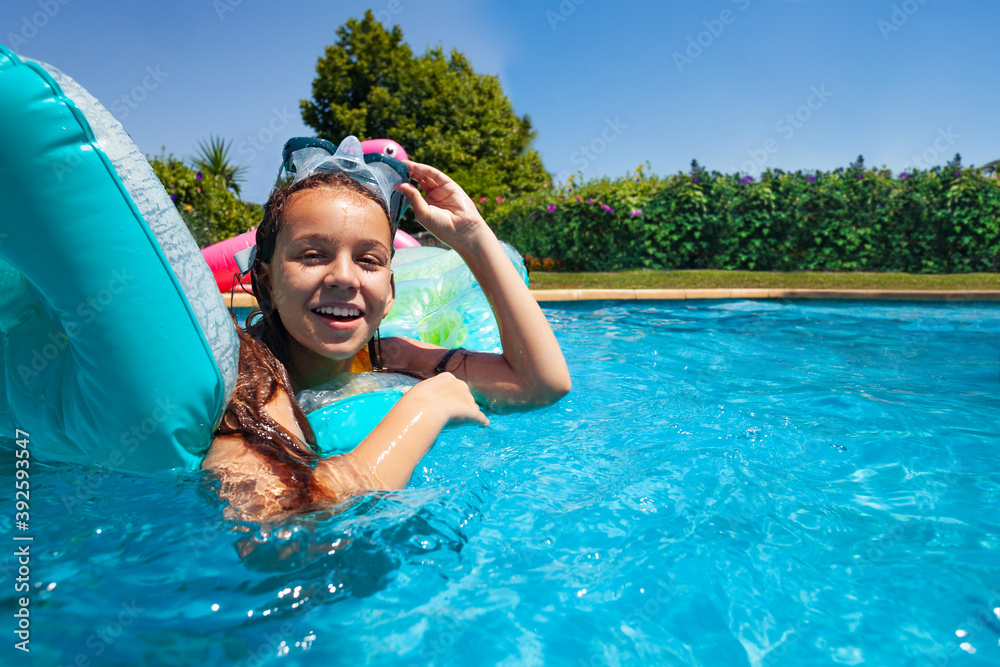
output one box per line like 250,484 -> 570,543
323,254 -> 359,289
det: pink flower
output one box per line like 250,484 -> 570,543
479,197 -> 488,203
601,204 -> 614,214
576,197 -> 582,202
495,196 -> 505,203
547,204 -> 557,213
630,209 -> 642,218
587,198 -> 594,205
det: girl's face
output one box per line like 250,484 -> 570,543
260,187 -> 394,379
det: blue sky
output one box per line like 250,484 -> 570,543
3,0 -> 997,203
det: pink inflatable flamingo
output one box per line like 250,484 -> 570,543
202,139 -> 421,292
361,138 -> 407,161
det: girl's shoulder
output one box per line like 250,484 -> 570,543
201,435 -> 305,522
378,336 -> 475,379
379,336 -> 438,370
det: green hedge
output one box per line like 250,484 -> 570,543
148,153 -> 261,248
489,166 -> 1000,273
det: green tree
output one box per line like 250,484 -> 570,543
191,135 -> 248,196
300,11 -> 550,203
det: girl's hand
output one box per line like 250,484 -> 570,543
404,372 -> 489,427
395,161 -> 489,250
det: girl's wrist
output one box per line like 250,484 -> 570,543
447,216 -> 496,255
399,383 -> 453,427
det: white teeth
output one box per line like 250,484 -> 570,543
315,306 -> 360,317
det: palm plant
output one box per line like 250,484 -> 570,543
985,158 -> 1000,175
192,135 -> 248,196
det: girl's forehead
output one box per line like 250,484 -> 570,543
287,185 -> 381,215
281,187 -> 392,242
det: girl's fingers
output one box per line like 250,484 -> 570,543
410,176 -> 439,197
404,160 -> 451,188
418,175 -> 442,193
394,181 -> 417,204
395,182 -> 430,218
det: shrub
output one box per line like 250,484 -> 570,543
487,163 -> 1000,273
148,152 -> 261,248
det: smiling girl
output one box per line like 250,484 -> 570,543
202,137 -> 570,521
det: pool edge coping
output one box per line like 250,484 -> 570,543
530,288 -> 1000,302
221,288 -> 1000,308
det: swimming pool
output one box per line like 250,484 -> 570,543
3,299 -> 998,665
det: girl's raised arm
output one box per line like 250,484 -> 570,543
390,162 -> 571,410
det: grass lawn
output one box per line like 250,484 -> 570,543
528,270 -> 1000,291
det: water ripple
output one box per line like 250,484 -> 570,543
8,300 -> 1000,665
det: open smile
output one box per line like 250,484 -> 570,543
312,305 -> 363,322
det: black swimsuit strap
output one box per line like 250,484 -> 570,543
433,348 -> 464,375
367,334 -> 383,371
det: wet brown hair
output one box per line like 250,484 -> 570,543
246,171 -> 392,366
213,323 -> 321,508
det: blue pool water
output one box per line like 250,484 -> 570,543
2,299 -> 999,666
